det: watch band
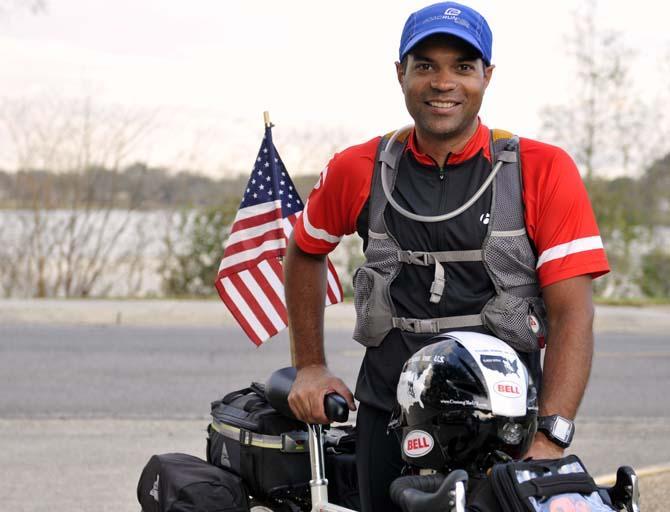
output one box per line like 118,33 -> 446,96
537,415 -> 575,448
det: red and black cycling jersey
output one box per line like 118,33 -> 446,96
292,120 -> 609,411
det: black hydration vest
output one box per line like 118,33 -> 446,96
353,128 -> 546,411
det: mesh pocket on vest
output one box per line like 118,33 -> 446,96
352,266 -> 394,347
482,293 -> 546,353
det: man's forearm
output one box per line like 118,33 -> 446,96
539,275 -> 595,419
524,276 -> 594,458
539,310 -> 594,419
284,237 -> 329,368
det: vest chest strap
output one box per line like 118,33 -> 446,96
397,249 -> 483,265
397,250 -> 484,303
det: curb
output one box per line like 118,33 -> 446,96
1,300 -> 669,333
595,462 -> 670,486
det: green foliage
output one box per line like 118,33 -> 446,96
639,154 -> 670,226
587,176 -> 648,240
161,202 -> 238,297
638,249 -> 670,298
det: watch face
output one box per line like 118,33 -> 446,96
552,417 -> 573,442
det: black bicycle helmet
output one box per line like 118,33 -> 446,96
394,331 -> 538,472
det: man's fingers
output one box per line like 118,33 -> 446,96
331,380 -> 357,411
289,370 -> 354,423
288,388 -> 327,424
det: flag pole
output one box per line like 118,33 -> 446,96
264,109 -> 294,364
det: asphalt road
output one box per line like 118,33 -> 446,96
1,325 -> 668,420
1,323 -> 669,511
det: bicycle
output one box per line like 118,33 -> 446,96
264,366 -> 641,512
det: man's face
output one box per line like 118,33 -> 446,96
396,35 -> 493,145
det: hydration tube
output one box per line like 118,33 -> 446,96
380,125 -> 518,223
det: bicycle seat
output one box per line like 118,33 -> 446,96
265,367 -> 349,423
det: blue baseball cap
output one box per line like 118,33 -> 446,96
399,2 -> 493,65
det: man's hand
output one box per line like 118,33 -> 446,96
288,364 -> 356,424
523,432 -> 565,460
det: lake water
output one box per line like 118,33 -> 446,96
0,209 -> 362,298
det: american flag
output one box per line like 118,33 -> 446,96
215,124 -> 343,346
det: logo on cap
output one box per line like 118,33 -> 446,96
444,7 -> 461,16
403,430 -> 434,457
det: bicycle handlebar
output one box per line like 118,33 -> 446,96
324,392 -> 349,423
265,367 -> 350,423
390,470 -> 468,512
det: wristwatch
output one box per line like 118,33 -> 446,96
537,415 -> 575,448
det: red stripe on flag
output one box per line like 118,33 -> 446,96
267,257 -> 284,281
230,208 -> 282,234
215,277 -> 263,346
248,265 -> 288,324
228,273 -> 277,338
327,258 -> 344,301
218,248 -> 285,278
326,280 -> 337,304
223,228 -> 286,257
286,213 -> 298,226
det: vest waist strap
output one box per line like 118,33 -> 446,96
392,314 -> 484,334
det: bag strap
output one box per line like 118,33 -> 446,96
517,473 -> 598,499
221,387 -> 253,405
220,383 -> 268,411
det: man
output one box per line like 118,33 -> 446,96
285,3 -> 609,511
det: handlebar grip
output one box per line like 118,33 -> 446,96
390,474 -> 446,509
390,470 -> 468,512
324,393 -> 349,423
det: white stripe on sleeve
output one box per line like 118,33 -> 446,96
302,200 -> 342,245
536,236 -> 604,270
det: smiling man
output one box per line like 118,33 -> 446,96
284,3 -> 610,511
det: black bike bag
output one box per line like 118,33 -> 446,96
137,452 -> 248,512
489,455 -> 617,512
207,382 -> 311,500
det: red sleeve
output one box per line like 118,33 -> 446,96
520,138 -> 610,288
292,137 -> 379,255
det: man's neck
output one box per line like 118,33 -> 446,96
414,121 -> 479,167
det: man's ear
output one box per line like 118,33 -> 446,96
483,64 -> 495,89
395,61 -> 405,90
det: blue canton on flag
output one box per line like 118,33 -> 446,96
241,132 -> 303,217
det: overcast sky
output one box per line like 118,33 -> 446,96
1,0 -> 669,176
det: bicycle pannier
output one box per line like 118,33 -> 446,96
137,452 -> 249,512
207,383 -> 310,500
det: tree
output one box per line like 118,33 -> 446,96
638,249 -> 670,298
160,203 -> 238,297
539,0 -> 670,299
539,0 -> 656,180
0,95 -> 156,297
